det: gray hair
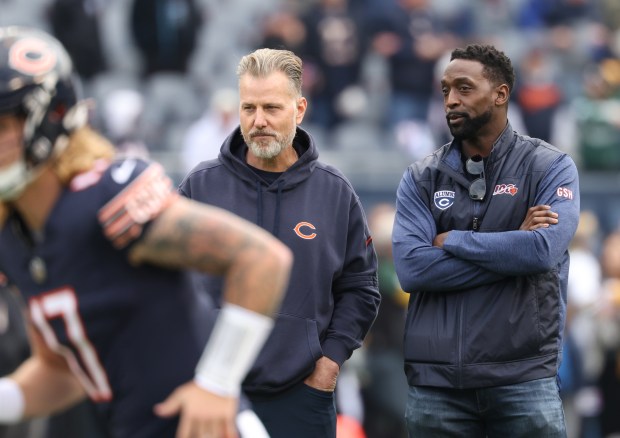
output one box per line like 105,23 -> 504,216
236,48 -> 303,97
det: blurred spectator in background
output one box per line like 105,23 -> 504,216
595,229 -> 620,437
517,0 -> 601,29
514,45 -> 564,143
100,88 -> 150,160
258,9 -> 306,52
298,0 -> 368,131
181,87 -> 239,173
572,57 -> 620,170
48,0 -> 108,80
464,0 -> 519,41
562,210 -> 603,438
361,203 -> 408,438
368,0 -> 465,129
599,0 -> 620,30
515,0 -> 611,103
130,0 -> 203,77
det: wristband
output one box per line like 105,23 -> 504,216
0,378 -> 24,424
194,303 -> 274,397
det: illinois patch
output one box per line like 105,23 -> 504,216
434,190 -> 455,210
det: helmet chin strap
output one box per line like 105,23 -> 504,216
63,99 -> 89,132
0,159 -> 31,201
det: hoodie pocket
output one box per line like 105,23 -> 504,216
242,313 -> 323,393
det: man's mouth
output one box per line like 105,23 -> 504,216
251,132 -> 274,138
447,113 -> 467,124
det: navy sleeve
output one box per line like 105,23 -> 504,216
392,168 -> 505,293
322,195 -> 381,366
442,155 -> 580,275
98,160 -> 177,250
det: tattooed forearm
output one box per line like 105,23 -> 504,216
130,196 -> 292,316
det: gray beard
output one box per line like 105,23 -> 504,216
246,128 -> 296,159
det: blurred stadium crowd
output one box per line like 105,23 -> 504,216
1,0 -> 620,437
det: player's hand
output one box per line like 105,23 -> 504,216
519,205 -> 559,231
304,356 -> 339,392
154,381 -> 238,438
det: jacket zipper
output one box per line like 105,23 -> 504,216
473,216 -> 480,231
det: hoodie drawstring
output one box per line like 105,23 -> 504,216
256,180 -> 263,228
273,180 -> 283,237
254,179 -> 283,237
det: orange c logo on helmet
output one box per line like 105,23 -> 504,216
9,37 -> 57,76
294,222 -> 317,240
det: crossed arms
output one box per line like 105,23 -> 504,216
393,155 -> 580,293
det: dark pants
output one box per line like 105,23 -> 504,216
248,382 -> 336,438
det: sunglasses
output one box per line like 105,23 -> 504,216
466,155 -> 486,201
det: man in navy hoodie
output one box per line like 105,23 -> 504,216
392,44 -> 580,437
179,48 -> 380,438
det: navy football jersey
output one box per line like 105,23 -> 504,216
0,159 -> 214,438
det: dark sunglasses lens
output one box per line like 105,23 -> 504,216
466,157 -> 484,175
469,178 -> 486,200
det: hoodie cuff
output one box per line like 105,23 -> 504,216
321,339 -> 352,367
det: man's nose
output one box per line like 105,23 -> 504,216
254,108 -> 267,127
445,89 -> 460,108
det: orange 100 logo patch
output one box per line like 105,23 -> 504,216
492,184 -> 519,196
9,37 -> 57,76
294,222 -> 317,239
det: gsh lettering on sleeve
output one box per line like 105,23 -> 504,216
556,187 -> 573,200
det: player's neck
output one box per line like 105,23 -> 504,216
13,168 -> 61,232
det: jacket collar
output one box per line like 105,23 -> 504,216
443,122 -> 516,173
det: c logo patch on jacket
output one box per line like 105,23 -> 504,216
434,191 -> 455,210
294,222 -> 317,239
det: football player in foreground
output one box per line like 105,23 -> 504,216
0,26 -> 292,438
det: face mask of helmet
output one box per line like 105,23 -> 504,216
0,26 -> 87,201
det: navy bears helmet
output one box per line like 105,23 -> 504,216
0,26 -> 87,199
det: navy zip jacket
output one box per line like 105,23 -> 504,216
392,123 -> 580,389
178,126 -> 380,394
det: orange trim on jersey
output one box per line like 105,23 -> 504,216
98,163 -> 175,249
69,160 -> 110,192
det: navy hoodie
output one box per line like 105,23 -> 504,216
178,126 -> 380,394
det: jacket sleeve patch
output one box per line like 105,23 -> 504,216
98,163 -> 176,249
556,187 -> 574,200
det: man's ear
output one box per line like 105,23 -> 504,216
495,84 -> 510,105
296,97 -> 308,124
